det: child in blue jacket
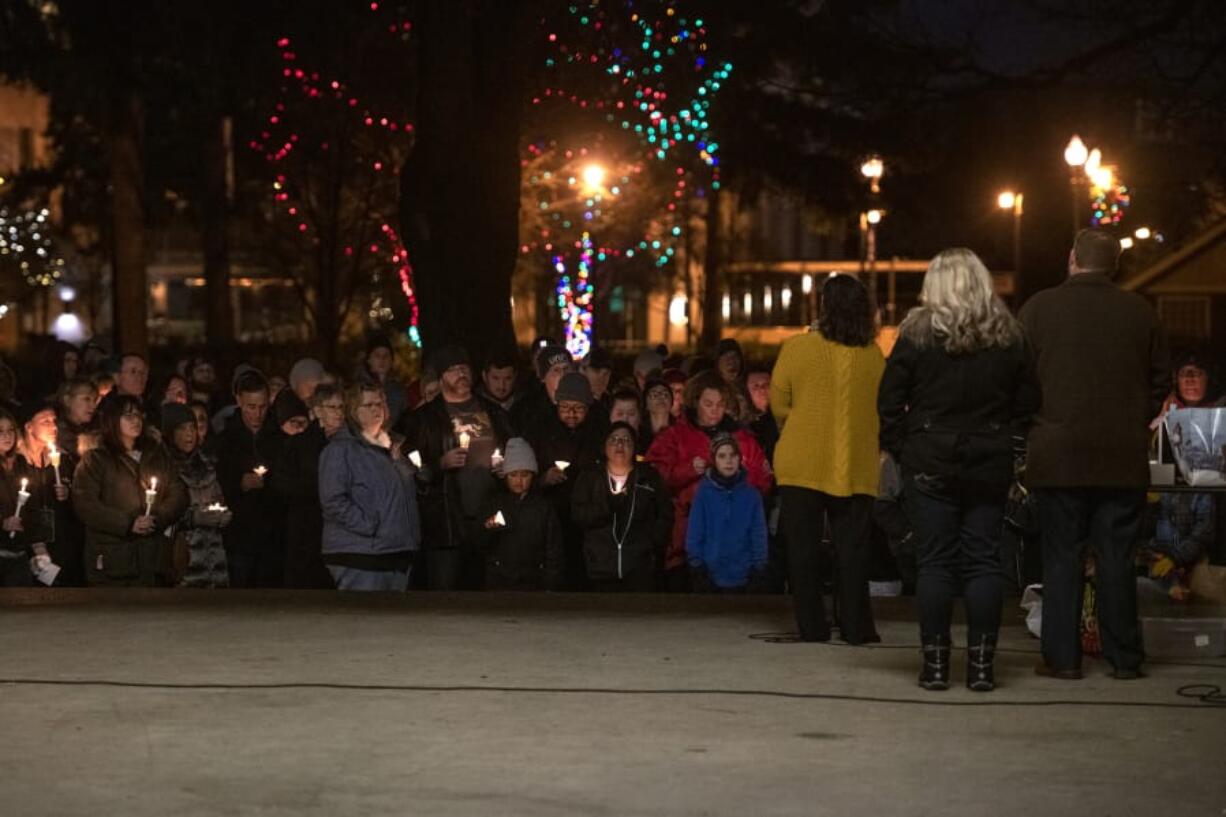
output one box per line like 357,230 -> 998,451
686,433 -> 768,591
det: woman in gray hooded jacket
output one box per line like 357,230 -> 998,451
319,381 -> 420,591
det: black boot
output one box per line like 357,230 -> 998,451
966,634 -> 997,692
918,636 -> 950,691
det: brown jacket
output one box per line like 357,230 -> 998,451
1019,272 -> 1169,488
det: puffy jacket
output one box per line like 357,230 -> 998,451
571,464 -> 673,583
319,425 -> 420,558
478,488 -> 564,590
72,441 -> 188,586
645,412 -> 771,569
686,469 -> 768,588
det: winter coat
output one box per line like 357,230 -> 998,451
72,441 -> 187,586
214,411 -> 286,575
771,329 -> 885,497
268,423 -> 334,588
17,444 -> 86,585
571,464 -> 673,585
878,324 -> 1039,490
645,412 -> 771,570
0,453 -> 46,557
410,394 -> 513,551
172,449 -> 229,588
1018,272 -> 1169,488
685,469 -> 768,588
478,488 -> 565,590
319,425 -> 420,562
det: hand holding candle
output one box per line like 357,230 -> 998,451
458,431 -> 471,450
10,478 -> 30,539
493,510 -> 506,527
554,460 -> 570,472
48,443 -> 62,486
408,450 -> 423,469
144,476 -> 158,518
253,465 -> 268,478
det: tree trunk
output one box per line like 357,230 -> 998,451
201,115 -> 234,345
700,186 -> 728,350
110,91 -> 148,357
400,0 -> 536,363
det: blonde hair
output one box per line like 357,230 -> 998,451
899,248 -> 1022,354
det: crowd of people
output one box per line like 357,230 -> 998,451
0,228 -> 1216,692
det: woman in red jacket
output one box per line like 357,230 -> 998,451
646,370 -> 772,590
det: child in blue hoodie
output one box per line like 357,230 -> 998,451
686,433 -> 768,591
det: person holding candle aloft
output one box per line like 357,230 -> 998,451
16,400 -> 85,585
164,403 -> 231,588
478,438 -> 564,591
215,370 -> 285,588
0,408 -> 39,586
72,395 -> 186,586
524,372 -> 609,590
410,345 -> 512,591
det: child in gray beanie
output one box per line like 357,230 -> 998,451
479,437 -> 564,591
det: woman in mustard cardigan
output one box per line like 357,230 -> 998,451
771,274 -> 885,643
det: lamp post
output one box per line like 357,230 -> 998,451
859,156 -> 885,311
1063,135 -> 1088,236
997,190 -> 1024,292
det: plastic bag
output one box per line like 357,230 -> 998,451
1165,408 -> 1226,486
1020,584 -> 1042,638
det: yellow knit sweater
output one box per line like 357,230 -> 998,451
770,330 -> 884,497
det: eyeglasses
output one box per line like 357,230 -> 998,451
607,436 -> 634,448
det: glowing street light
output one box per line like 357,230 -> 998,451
581,163 -> 606,190
1064,135 -> 1088,168
997,191 -> 1016,210
860,156 -> 884,193
997,191 -> 1024,281
1119,237 -> 1134,249
865,208 -> 883,225
1134,226 -> 1152,240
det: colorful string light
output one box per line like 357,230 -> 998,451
555,231 -> 595,357
251,4 -> 421,346
530,1 -> 731,351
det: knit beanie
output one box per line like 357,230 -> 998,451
709,431 -> 741,459
501,437 -> 538,474
535,344 -> 573,379
554,372 -> 593,405
273,389 -> 309,427
429,344 -> 471,375
288,358 -> 326,392
160,402 -> 196,439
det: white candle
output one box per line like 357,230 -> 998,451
253,465 -> 268,478
206,502 -> 228,512
408,450 -> 422,469
11,478 -> 29,539
48,443 -> 62,486
458,431 -> 471,450
554,460 -> 570,472
493,510 -> 506,527
491,448 -> 504,468
144,476 -> 158,517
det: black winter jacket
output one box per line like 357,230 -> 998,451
478,488 -> 564,590
571,464 -> 672,583
878,328 -> 1038,490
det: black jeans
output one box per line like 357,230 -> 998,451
779,486 -> 876,642
1036,488 -> 1145,673
903,473 -> 1005,645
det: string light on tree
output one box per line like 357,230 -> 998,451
0,206 -> 65,287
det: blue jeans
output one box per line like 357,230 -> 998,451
1036,488 -> 1144,672
328,565 -> 410,592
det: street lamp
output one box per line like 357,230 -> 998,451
1134,226 -> 1151,240
997,190 -> 1024,287
581,163 -> 606,191
860,156 -> 884,194
1064,135 -> 1088,236
1119,237 -> 1134,250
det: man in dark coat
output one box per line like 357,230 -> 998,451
410,345 -> 512,590
215,370 -> 286,587
1019,229 -> 1169,680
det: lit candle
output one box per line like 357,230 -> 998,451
554,460 -> 570,472
493,510 -> 507,527
491,448 -> 504,468
11,477 -> 29,539
253,465 -> 268,478
458,431 -> 471,450
144,476 -> 158,517
47,443 -> 62,486
408,450 -> 423,469
206,502 -> 228,512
